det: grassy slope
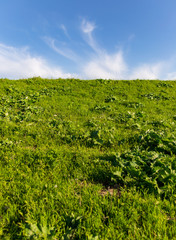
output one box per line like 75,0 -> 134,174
0,78 -> 176,239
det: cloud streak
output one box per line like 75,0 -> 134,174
0,43 -> 76,79
60,24 -> 70,39
44,36 -> 79,62
80,19 -> 128,79
81,19 -> 102,54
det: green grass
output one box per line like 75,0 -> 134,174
0,78 -> 176,239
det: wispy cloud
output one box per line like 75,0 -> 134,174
81,19 -> 102,54
80,19 -> 128,79
81,19 -> 96,34
60,24 -> 70,39
44,36 -> 79,62
0,43 -> 76,79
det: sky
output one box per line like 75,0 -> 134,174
0,0 -> 176,80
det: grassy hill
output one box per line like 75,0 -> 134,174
0,78 -> 176,239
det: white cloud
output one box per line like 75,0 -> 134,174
80,19 -> 128,79
0,43 -> 76,79
44,36 -> 79,62
83,51 -> 128,79
60,24 -> 70,39
81,19 -> 101,54
130,62 -> 163,80
81,19 -> 96,34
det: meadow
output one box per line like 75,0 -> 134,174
0,78 -> 176,239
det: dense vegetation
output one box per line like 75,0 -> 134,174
0,78 -> 176,239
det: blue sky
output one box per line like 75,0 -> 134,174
0,0 -> 176,79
